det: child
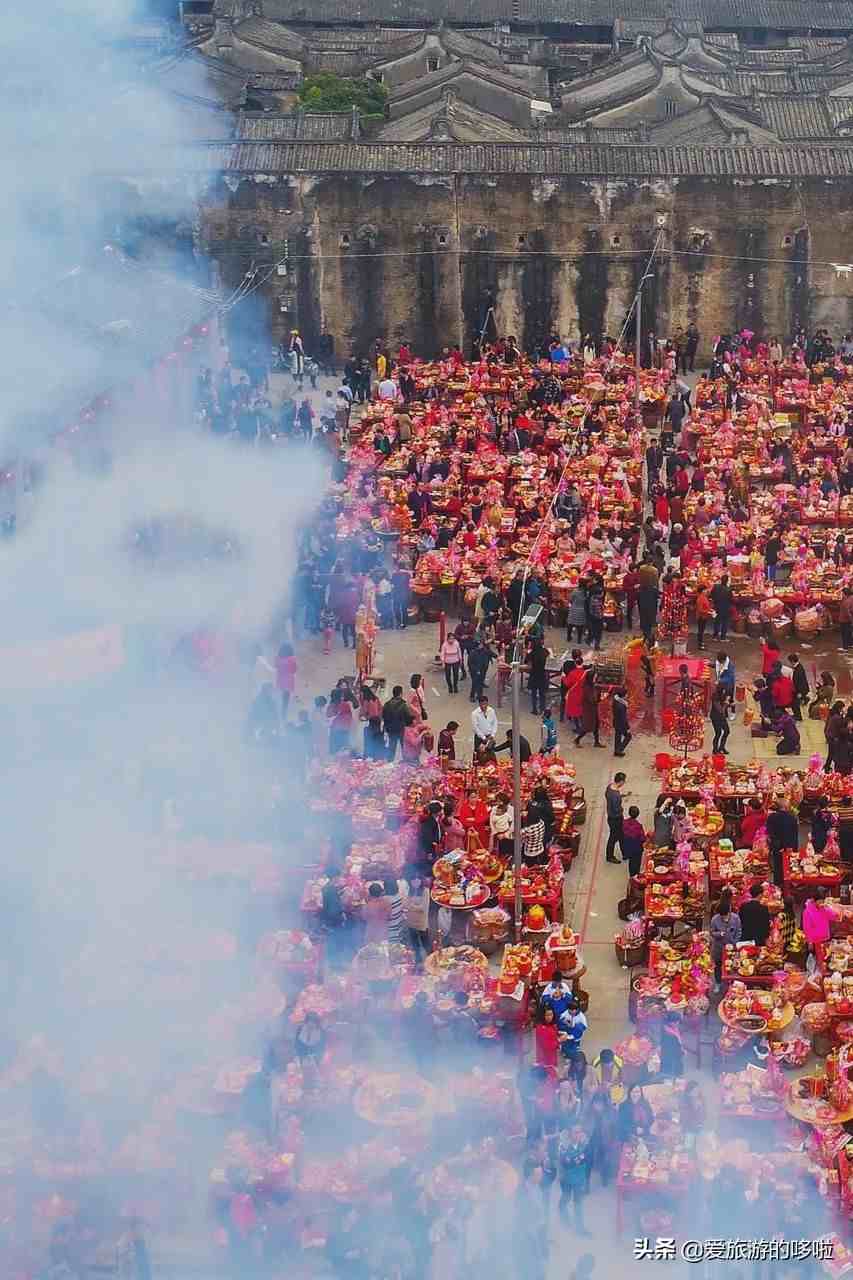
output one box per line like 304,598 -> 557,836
320,605 -> 336,656
541,706 -> 558,755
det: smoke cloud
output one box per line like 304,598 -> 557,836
0,0 -> 331,1271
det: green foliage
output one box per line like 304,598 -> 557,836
298,72 -> 387,117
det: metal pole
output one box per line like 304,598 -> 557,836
634,279 -> 642,414
511,661 -> 523,942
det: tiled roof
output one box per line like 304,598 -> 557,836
700,0 -> 853,27
539,124 -> 641,141
234,17 -> 307,57
388,58 -> 535,105
181,138 -> 853,177
236,110 -> 355,139
261,0 -> 853,29
756,97 -> 835,138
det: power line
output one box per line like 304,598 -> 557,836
203,244 -> 836,268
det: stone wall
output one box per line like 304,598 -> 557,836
200,171 -> 853,358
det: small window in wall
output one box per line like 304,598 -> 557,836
259,233 -> 269,245
611,233 -> 621,248
340,232 -> 351,248
663,97 -> 677,118
373,71 -> 384,83
437,233 -> 447,246
517,233 -> 526,247
428,57 -> 440,72
782,234 -> 793,247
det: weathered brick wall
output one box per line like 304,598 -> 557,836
199,171 -> 853,358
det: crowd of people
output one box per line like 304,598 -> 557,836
34,315 -> 853,1280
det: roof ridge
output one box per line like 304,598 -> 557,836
176,137 -> 853,179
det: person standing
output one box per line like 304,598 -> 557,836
566,584 -> 588,644
710,575 -> 733,640
685,323 -> 700,371
612,687 -> 631,757
528,638 -> 549,715
622,564 -> 640,631
407,673 -> 428,723
558,1126 -> 591,1235
789,653 -> 810,722
766,799 -> 799,888
467,636 -> 495,703
337,576 -> 360,649
604,772 -> 628,864
574,669 -> 603,748
562,660 -> 585,733
586,578 -> 605,651
471,695 -> 498,754
440,632 -> 462,694
764,531 -> 782,583
275,642 -> 297,720
390,562 -> 411,630
621,806 -> 646,878
695,586 -> 714,651
710,891 -> 741,990
383,685 -> 414,760
710,682 -> 730,755
739,883 -> 771,946
637,581 -> 659,646
825,701 -> 847,772
841,587 -> 853,650
715,651 -> 736,707
540,706 -> 558,755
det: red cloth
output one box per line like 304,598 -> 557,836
654,495 -> 669,524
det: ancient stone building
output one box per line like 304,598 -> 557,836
153,0 -> 853,355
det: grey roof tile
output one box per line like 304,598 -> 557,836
182,138 -> 853,177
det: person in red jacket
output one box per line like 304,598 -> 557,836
535,1006 -> 561,1070
739,797 -> 767,847
563,662 -> 586,733
761,637 -> 782,676
769,662 -> 794,710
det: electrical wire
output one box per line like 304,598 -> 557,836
202,244 -> 836,268
209,233 -> 834,315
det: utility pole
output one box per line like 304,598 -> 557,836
634,283 -> 642,414
510,604 -> 542,941
511,660 -> 523,941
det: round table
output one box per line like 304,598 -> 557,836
717,1000 -> 795,1037
784,1081 -> 853,1127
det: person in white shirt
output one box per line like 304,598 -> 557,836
488,792 -> 514,855
378,376 -> 399,401
471,695 -> 498,751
